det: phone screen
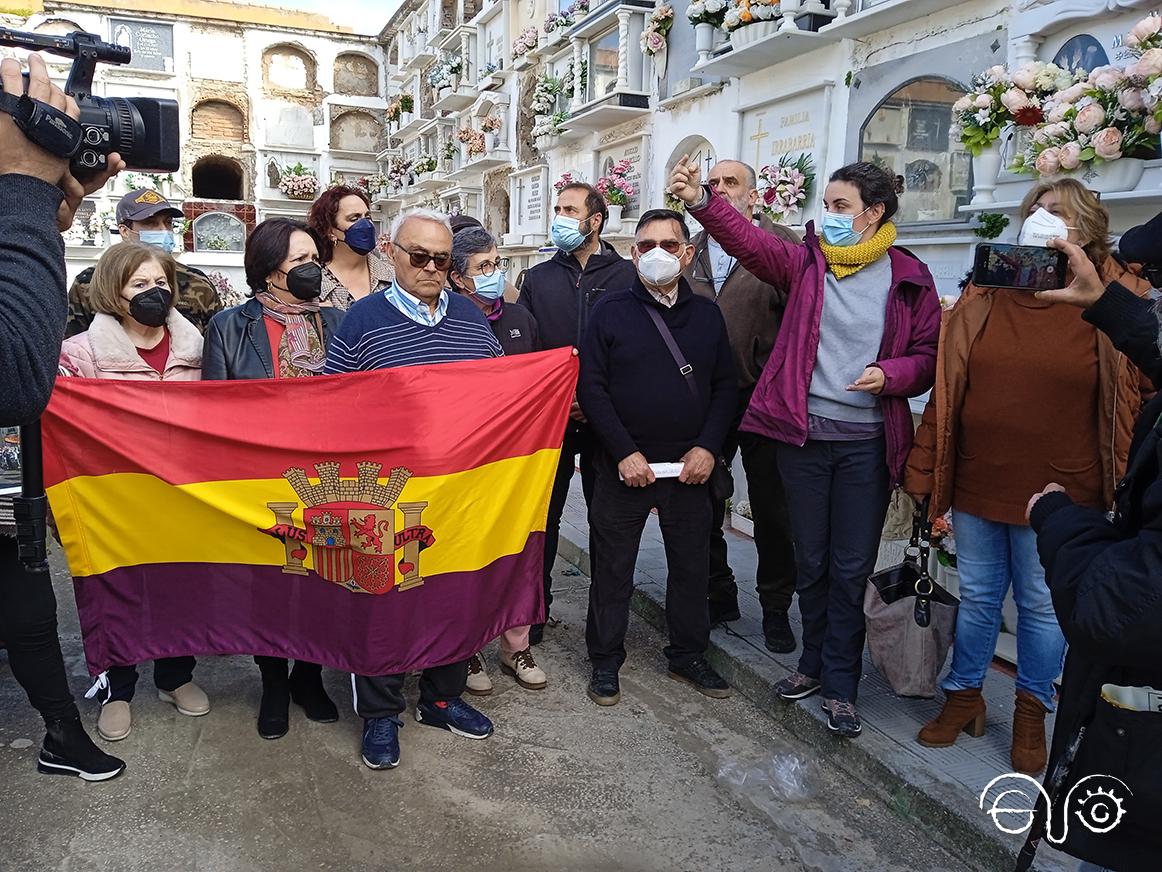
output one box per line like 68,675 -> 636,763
972,243 -> 1068,291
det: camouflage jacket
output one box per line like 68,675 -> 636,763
66,259 -> 223,337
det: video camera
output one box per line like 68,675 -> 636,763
0,26 -> 179,178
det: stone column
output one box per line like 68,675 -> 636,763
617,10 -> 631,91
780,0 -> 803,33
571,38 -> 585,111
462,30 -> 473,85
1009,34 -> 1042,69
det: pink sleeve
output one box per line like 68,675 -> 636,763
688,192 -> 806,291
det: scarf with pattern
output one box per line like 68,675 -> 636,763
255,292 -> 326,377
819,222 -> 897,279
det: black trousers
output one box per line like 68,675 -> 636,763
709,426 -> 797,616
0,535 -> 79,722
353,660 -> 469,720
104,657 -> 196,703
254,655 -> 322,683
542,423 -> 598,617
586,453 -> 711,671
775,437 -> 891,703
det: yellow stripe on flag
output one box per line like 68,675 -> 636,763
50,448 -> 561,578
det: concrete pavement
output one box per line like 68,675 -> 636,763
0,552 -> 971,872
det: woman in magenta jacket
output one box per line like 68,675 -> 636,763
670,159 -> 940,737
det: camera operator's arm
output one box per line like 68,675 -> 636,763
1038,237 -> 1162,387
1029,486 -> 1162,664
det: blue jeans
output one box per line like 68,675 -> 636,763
942,511 -> 1065,710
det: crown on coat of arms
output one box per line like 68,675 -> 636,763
282,462 -> 411,508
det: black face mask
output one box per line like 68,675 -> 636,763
128,286 -> 172,328
281,262 -> 323,300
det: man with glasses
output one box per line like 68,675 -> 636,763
448,225 -> 549,695
577,209 -> 736,706
684,160 -> 801,654
516,182 -> 637,645
324,207 -> 501,771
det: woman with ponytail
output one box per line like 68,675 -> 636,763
670,158 -> 940,737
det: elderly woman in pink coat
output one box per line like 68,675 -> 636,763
59,242 -> 208,745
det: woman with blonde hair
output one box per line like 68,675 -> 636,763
905,178 -> 1150,774
60,242 -> 209,743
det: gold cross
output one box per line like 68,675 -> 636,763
750,116 -> 770,168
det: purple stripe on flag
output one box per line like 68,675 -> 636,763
72,533 -> 546,677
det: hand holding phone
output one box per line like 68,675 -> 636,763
972,243 -> 1068,292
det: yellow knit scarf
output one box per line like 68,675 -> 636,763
819,222 -> 897,279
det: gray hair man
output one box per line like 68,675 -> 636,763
683,159 -> 800,654
324,206 -> 501,771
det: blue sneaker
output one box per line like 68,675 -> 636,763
415,698 -> 493,739
360,716 -> 402,769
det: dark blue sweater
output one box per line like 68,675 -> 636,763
579,279 -> 737,463
324,290 -> 502,372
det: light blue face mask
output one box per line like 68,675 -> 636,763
820,207 -> 871,247
550,215 -> 590,252
138,230 -> 177,253
471,270 -> 506,302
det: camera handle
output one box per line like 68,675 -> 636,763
12,420 -> 48,574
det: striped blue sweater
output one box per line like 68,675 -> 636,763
324,290 -> 503,373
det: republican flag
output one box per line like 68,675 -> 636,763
42,348 -> 578,677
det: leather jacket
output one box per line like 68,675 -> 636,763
202,297 -> 345,380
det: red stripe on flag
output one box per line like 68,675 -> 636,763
43,349 -> 577,488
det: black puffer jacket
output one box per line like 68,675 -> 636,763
202,298 -> 345,381
1027,280 -> 1162,872
516,242 -> 637,350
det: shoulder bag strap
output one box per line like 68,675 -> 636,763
640,301 -> 700,404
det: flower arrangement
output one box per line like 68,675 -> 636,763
950,61 -> 1077,156
554,171 -> 580,192
1122,14 -> 1162,132
386,94 -> 415,122
88,208 -> 115,237
531,74 -> 562,115
532,111 -> 569,139
545,0 -> 589,32
427,56 -> 464,90
641,4 -> 674,56
931,512 -> 957,569
481,114 -> 503,133
723,0 -> 779,33
387,157 -> 414,189
562,59 -> 588,100
480,61 -> 500,78
1012,55 -> 1157,177
596,159 -> 635,206
377,232 -> 391,255
513,26 -> 539,58
413,154 -> 438,174
687,0 -> 729,28
456,127 -> 486,156
206,271 -> 246,308
443,139 -> 457,160
279,162 -> 318,200
756,152 -> 814,223
972,212 -> 1010,240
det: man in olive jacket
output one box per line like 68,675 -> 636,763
683,159 -> 800,653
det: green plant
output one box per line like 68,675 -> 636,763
973,212 -> 1010,240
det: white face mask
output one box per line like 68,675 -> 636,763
637,247 -> 683,288
1019,207 -> 1075,248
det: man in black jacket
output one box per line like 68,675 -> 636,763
578,209 -> 736,707
0,53 -> 126,783
516,182 -> 636,643
1019,235 -> 1162,871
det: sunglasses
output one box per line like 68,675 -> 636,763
396,244 -> 452,271
635,240 -> 686,255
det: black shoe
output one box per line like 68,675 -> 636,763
708,599 -> 741,626
38,717 -> 125,782
529,623 -> 544,646
257,676 -> 291,740
823,698 -> 862,738
762,610 -> 797,654
587,668 -> 620,706
774,671 -> 821,701
668,657 -> 732,699
289,663 -> 338,723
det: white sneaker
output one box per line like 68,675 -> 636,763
465,653 -> 493,696
501,647 -> 547,690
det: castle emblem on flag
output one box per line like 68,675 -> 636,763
261,461 -> 435,595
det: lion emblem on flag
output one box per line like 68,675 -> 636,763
261,462 -> 434,595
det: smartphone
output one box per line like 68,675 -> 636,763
972,243 -> 1067,291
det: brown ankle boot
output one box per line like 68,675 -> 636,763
917,688 -> 986,747
1012,691 -> 1048,774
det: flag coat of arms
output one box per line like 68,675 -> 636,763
42,348 -> 578,677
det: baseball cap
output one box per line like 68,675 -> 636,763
115,189 -> 184,226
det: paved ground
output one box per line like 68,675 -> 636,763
0,552 -> 972,872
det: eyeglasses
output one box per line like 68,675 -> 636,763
474,257 -> 510,277
635,240 -> 686,255
396,245 -> 452,271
